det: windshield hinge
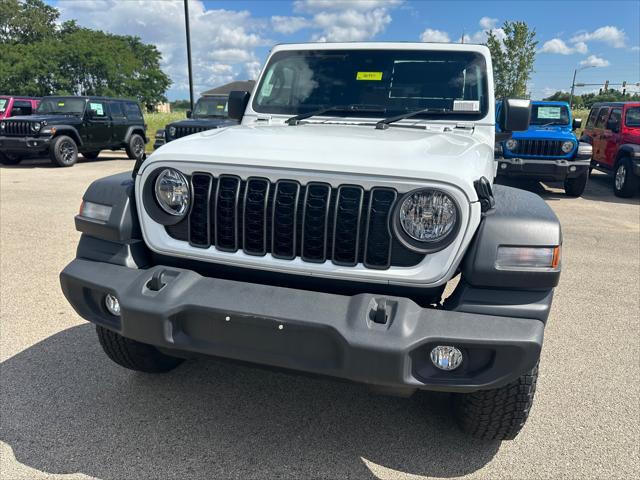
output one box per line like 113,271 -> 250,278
455,122 -> 475,130
255,114 -> 271,123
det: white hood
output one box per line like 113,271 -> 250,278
148,123 -> 495,201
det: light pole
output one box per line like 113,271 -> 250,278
184,0 -> 195,112
569,65 -> 595,109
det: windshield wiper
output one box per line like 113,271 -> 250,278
287,104 -> 386,125
375,108 -> 478,130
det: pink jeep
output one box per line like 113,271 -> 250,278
0,96 -> 40,120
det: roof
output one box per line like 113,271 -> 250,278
0,95 -> 40,100
41,95 -> 139,103
592,102 -> 640,108
201,81 -> 256,96
270,42 -> 491,54
532,100 -> 570,106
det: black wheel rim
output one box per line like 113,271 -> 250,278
133,137 -> 144,158
59,140 -> 75,164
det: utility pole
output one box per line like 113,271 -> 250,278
569,65 -> 595,109
184,0 -> 195,112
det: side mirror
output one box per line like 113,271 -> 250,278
86,109 -> 98,119
498,98 -> 531,132
186,110 -> 192,118
606,119 -> 620,133
572,118 -> 582,130
228,90 -> 251,121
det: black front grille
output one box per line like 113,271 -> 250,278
166,175 -> 424,270
512,139 -> 564,156
173,126 -> 206,139
2,120 -> 31,136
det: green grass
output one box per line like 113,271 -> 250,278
144,111 -> 186,152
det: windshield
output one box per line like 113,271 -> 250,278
530,104 -> 569,126
193,97 -> 228,118
36,98 -> 86,115
625,107 -> 640,127
0,98 -> 7,112
253,49 -> 488,120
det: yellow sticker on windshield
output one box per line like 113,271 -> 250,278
216,105 -> 224,109
57,102 -> 65,106
356,72 -> 383,81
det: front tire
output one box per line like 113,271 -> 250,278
0,151 -> 22,165
96,325 -> 184,373
125,133 -> 145,161
613,158 -> 638,198
49,135 -> 78,167
564,171 -> 588,197
453,363 -> 538,440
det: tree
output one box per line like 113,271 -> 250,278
486,21 -> 538,99
0,0 -> 171,106
543,89 -> 640,109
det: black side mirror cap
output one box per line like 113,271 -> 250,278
186,110 -> 192,118
572,118 -> 582,130
498,98 -> 531,132
228,91 -> 251,120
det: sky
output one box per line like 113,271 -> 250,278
49,0 -> 640,101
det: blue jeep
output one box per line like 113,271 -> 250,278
495,100 -> 592,196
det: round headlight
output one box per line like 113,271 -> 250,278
505,138 -> 518,151
395,189 -> 459,252
31,122 -> 42,132
154,168 -> 190,216
0,122 -> 5,131
561,140 -> 574,153
168,126 -> 176,137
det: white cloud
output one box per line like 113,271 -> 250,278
570,26 -> 626,48
580,55 -> 610,67
285,0 -> 402,42
540,38 -> 588,55
57,0 -> 269,97
458,17 -> 505,44
631,46 -> 640,51
419,28 -> 450,43
271,16 -> 310,34
479,17 -> 498,29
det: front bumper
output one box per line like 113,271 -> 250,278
0,135 -> 51,153
60,259 -> 544,393
496,157 -> 590,181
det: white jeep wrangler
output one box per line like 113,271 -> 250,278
61,43 -> 562,440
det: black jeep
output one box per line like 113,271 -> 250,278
0,96 -> 147,167
154,95 -> 236,149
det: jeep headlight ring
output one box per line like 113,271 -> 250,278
154,168 -> 191,216
0,122 -> 5,131
505,138 -> 518,151
168,126 -> 177,138
561,140 -> 574,153
31,122 -> 42,133
392,188 -> 461,254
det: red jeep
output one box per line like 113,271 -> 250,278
0,96 -> 40,120
582,102 -> 640,197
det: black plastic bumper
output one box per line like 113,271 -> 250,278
496,157 -> 590,181
0,135 -> 51,153
60,259 -> 544,393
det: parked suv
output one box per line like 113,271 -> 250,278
61,43 -> 561,441
581,102 -> 640,197
0,96 -> 40,120
495,100 -> 592,196
0,96 -> 147,166
154,95 -> 237,149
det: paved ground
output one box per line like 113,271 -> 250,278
1,153 -> 639,480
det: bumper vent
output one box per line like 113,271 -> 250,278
2,121 -> 31,136
165,174 -> 424,270
511,140 -> 564,156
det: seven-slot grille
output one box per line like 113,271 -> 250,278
510,139 -> 566,157
172,126 -> 207,139
165,173 -> 423,270
2,120 -> 32,136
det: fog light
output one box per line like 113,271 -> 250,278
569,165 -> 576,172
430,345 -> 463,371
501,163 -> 508,169
104,294 -> 121,316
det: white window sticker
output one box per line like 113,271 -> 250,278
538,106 -> 561,119
453,100 -> 480,112
89,102 -> 104,116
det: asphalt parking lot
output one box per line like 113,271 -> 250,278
1,153 -> 639,480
